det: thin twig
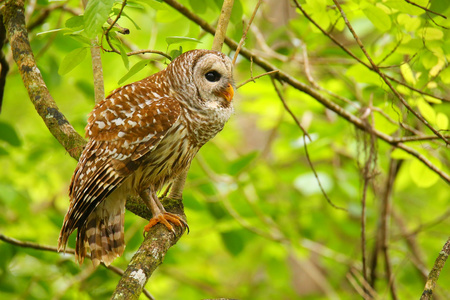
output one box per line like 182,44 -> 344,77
104,0 -> 127,54
271,77 -> 347,211
331,0 -> 449,146
404,0 -> 447,19
380,158 -> 400,300
82,0 -> 106,103
232,0 -> 262,65
107,17 -> 130,35
236,70 -> 279,89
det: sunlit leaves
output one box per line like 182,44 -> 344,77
65,16 -> 84,30
400,63 -> 416,85
417,98 -> 436,124
397,14 -> 421,32
363,4 -> 391,32
84,0 -> 115,38
436,113 -> 449,130
409,156 -> 441,188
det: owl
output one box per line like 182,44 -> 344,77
58,49 -> 235,267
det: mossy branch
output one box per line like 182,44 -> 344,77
1,0 -> 86,160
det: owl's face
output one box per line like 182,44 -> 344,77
191,52 -> 235,109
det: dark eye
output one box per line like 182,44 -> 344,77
205,71 -> 221,82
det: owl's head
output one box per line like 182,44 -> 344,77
168,50 -> 235,109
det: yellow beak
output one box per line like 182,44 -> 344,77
221,83 -> 234,102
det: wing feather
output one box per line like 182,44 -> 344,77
58,82 -> 181,249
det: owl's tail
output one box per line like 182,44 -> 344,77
75,201 -> 126,267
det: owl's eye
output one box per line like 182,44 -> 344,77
205,71 -> 221,82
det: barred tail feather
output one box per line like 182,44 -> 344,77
77,198 -> 126,267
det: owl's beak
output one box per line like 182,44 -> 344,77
220,83 -> 234,102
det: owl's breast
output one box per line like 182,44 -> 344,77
182,104 -> 234,147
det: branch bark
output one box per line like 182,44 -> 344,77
1,0 -> 86,160
112,197 -> 187,299
421,237 -> 450,300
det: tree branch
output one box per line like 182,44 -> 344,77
112,197 -> 187,299
211,0 -> 234,52
0,233 -> 155,299
1,0 -> 86,159
421,237 -> 450,300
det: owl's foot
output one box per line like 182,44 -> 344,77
143,212 -> 189,236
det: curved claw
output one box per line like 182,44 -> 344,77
143,212 -> 189,237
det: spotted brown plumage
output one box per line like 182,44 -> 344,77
58,49 -> 235,266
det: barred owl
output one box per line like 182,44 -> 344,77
58,49 -> 235,267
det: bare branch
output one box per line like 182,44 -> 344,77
212,0 -> 234,52
271,77 -> 347,211
404,0 -> 447,19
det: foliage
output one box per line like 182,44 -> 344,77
1,0 -> 450,299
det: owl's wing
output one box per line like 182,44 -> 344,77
59,85 -> 181,243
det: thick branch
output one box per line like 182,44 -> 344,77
112,197 -> 186,299
1,0 -> 86,159
421,237 -> 450,300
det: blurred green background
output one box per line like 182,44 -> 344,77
1,0 -> 450,299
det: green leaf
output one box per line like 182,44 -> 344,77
115,42 -> 130,70
84,0 -> 115,38
436,113 -> 449,130
417,98 -> 436,124
112,8 -> 141,30
165,36 -> 202,46
391,148 -> 412,160
0,122 -> 21,147
397,13 -> 421,31
118,59 -> 151,85
65,16 -> 84,29
170,46 -> 182,60
64,32 -> 92,46
385,0 -> 423,15
420,27 -> 444,41
58,47 -> 88,75
409,157 -> 441,188
400,63 -> 416,85
363,5 -> 392,32
220,230 -> 245,256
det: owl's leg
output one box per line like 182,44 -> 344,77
139,189 -> 188,236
